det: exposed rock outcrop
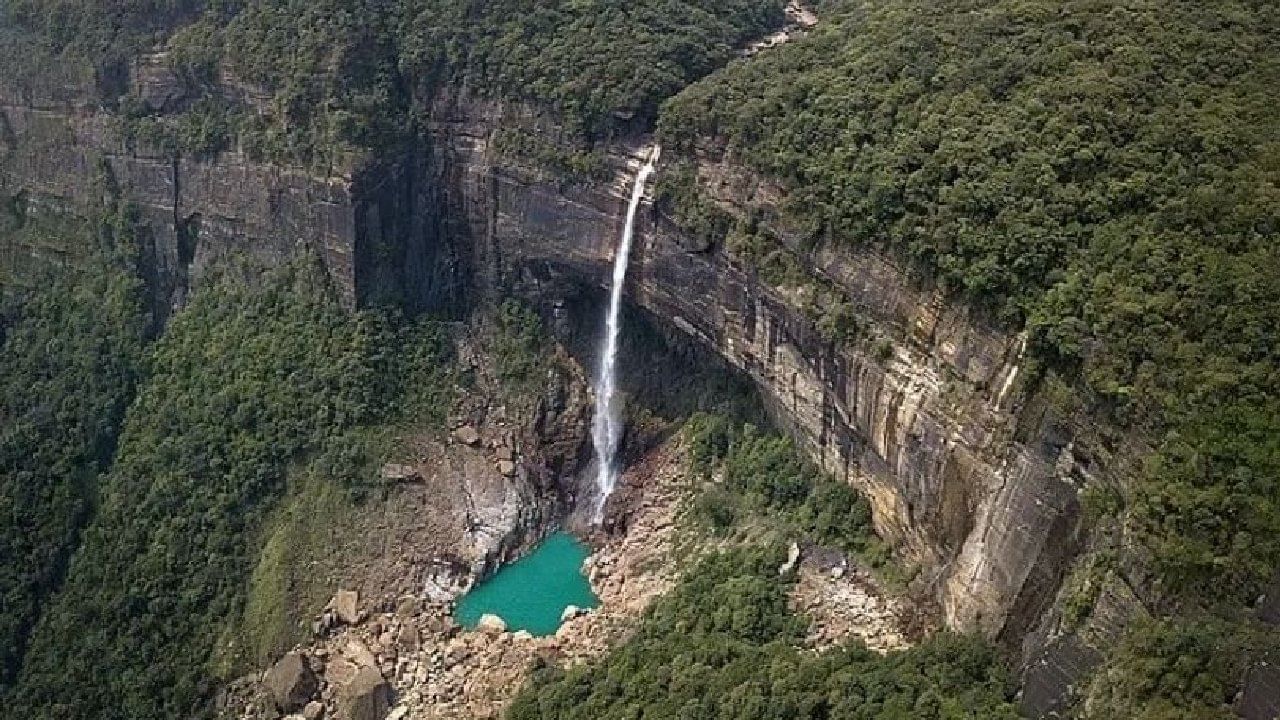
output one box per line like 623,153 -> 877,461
476,614 -> 506,635
2,62 -> 1106,692
427,99 -> 1092,650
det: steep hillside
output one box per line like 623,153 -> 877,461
0,208 -> 148,690
656,1 -> 1280,714
661,0 -> 1280,602
1,1 -> 1278,719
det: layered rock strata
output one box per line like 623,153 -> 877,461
2,78 -> 1100,664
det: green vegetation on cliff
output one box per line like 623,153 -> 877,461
3,0 -> 784,164
508,548 -> 1017,720
684,413 -> 888,567
396,0 -> 783,137
660,0 -> 1280,605
0,219 -> 148,692
1081,614 -> 1279,720
3,0 -> 201,69
7,263 -> 450,718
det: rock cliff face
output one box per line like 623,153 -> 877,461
1,77 -> 1097,667
0,61 -> 461,321
426,97 -> 1096,648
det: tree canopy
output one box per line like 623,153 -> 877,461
508,549 -> 1018,720
660,0 -> 1280,605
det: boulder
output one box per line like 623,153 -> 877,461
396,624 -> 419,651
395,596 -> 420,618
453,426 -> 480,445
333,590 -> 361,625
264,652 -> 318,713
324,657 -> 359,687
345,639 -> 379,668
495,445 -> 515,462
477,613 -> 507,635
497,460 -> 517,476
302,701 -> 325,720
378,463 -> 422,484
560,605 -> 581,623
313,610 -> 337,636
338,665 -> 391,720
778,542 -> 801,576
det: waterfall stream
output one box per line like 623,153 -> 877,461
591,146 -> 659,524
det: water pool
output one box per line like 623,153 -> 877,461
454,531 -> 600,636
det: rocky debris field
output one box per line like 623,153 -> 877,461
223,437 -> 686,720
224,428 -> 916,720
789,556 -> 911,653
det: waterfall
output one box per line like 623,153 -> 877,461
591,146 -> 660,525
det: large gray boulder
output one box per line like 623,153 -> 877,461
332,589 -> 361,625
264,652 -> 318,713
339,665 -> 391,720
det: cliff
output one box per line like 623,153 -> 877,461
2,73 -> 1119,712
0,55 -> 464,321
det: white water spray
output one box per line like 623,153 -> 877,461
591,146 -> 660,525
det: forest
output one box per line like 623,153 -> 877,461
684,413 -> 889,568
2,255 -> 452,716
660,0 -> 1280,606
2,0 -> 1279,717
508,549 -> 1018,720
0,213 -> 148,691
3,0 -> 784,164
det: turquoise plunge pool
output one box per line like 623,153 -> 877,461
454,531 -> 600,636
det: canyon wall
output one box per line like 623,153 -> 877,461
0,58 -> 465,321
1,77 -> 1106,705
423,96 -> 1099,646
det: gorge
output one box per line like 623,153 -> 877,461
0,80 -> 1096,715
1,1 -> 1277,719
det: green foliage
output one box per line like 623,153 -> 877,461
685,414 -> 880,560
229,467 -> 355,671
1083,615 -> 1278,719
8,263 -> 451,719
492,298 -> 548,388
1059,551 -> 1116,631
220,0 -> 407,164
492,126 -> 611,185
661,0 -> 1280,604
6,0 -> 785,165
654,161 -> 733,250
3,0 -> 204,73
1130,401 -> 1280,600
508,548 -> 1017,720
0,241 -> 148,691
397,0 -> 785,139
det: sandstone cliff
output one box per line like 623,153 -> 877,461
1,69 -> 1118,713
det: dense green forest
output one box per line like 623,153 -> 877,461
0,219 -> 148,691
684,413 -> 890,569
3,0 -> 1279,717
660,0 -> 1280,605
508,548 -> 1017,720
5,263 -> 450,718
2,0 -> 783,163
